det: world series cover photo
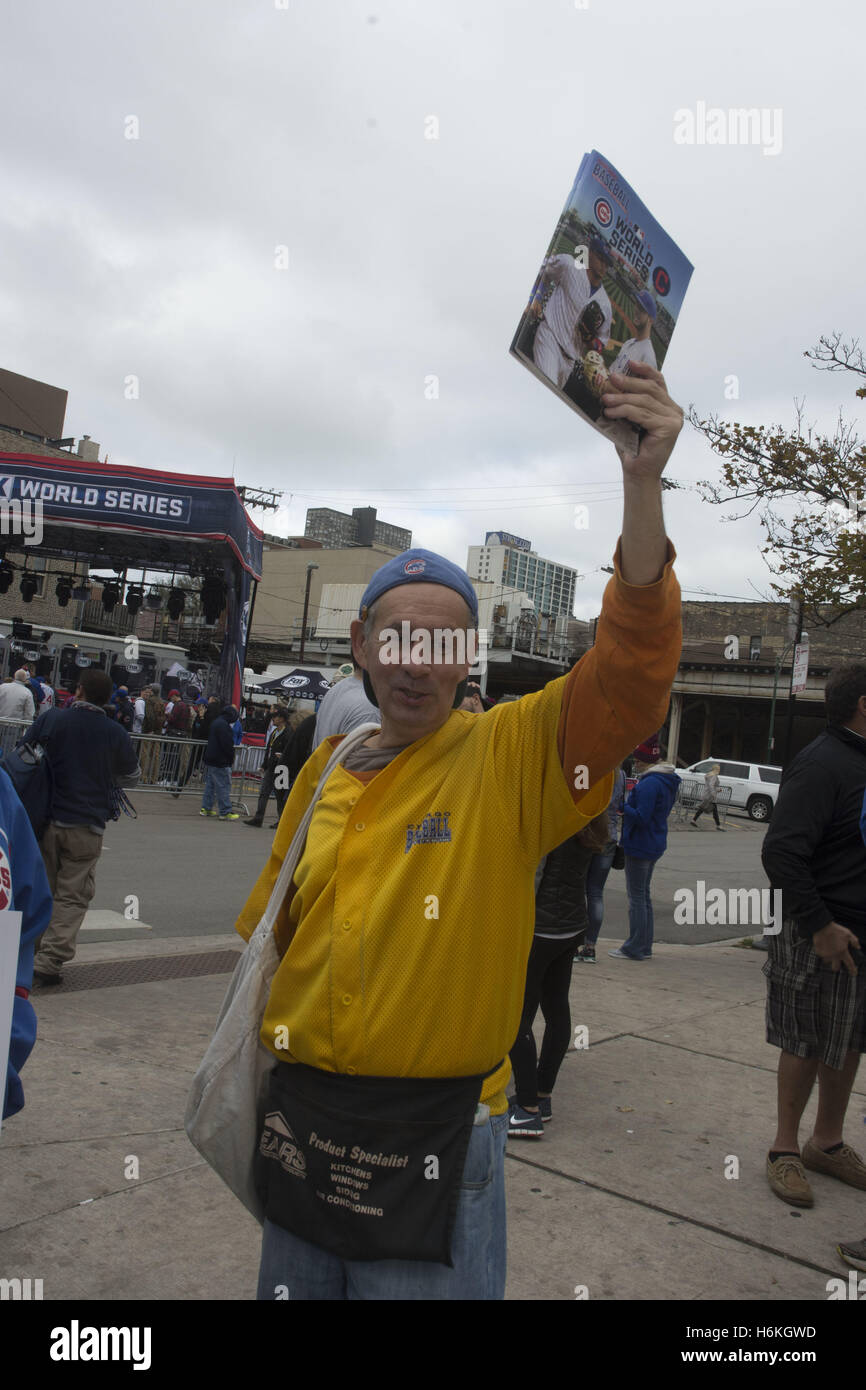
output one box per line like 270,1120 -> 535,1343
510,150 -> 694,454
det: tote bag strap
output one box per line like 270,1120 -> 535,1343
252,721 -> 381,943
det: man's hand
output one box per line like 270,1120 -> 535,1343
601,359 -> 684,479
812,921 -> 860,976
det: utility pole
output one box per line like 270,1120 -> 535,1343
782,593 -> 804,767
299,563 -> 318,664
236,486 -> 283,512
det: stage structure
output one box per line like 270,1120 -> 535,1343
0,450 -> 263,705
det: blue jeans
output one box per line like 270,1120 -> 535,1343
256,1110 -> 508,1300
202,765 -> 232,816
585,842 -> 617,945
621,855 -> 658,959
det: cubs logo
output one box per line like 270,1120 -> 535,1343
403,559 -> 426,575
652,265 -> 671,297
0,844 -> 12,911
593,198 -> 612,228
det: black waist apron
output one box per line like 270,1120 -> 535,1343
255,1059 -> 497,1266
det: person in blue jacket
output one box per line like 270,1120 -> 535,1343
610,735 -> 680,961
1,769 -> 53,1119
200,705 -> 240,821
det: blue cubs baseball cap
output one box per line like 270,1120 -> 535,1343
359,549 -> 478,623
635,289 -> 657,320
589,235 -> 612,263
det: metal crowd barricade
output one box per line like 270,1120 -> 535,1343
0,717 -> 29,756
132,735 -> 269,814
229,741 -> 267,816
131,734 -> 208,797
0,718 -> 269,816
673,777 -> 733,825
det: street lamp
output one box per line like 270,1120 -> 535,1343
299,563 -> 318,663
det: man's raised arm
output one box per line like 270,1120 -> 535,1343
558,361 -> 684,794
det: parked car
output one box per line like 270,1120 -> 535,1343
682,758 -> 782,822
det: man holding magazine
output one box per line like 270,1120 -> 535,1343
234,360 -> 683,1300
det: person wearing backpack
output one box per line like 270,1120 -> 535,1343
140,686 -> 165,784
25,667 -> 140,986
170,697 -> 210,799
160,689 -> 190,788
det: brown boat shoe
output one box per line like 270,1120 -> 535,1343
802,1140 -> 866,1191
766,1153 -> 814,1207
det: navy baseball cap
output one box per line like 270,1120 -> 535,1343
359,549 -> 478,623
589,235 -> 612,263
635,289 -> 657,320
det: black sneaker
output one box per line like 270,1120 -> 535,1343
538,1097 -> 553,1123
507,1099 -> 544,1139
32,970 -> 63,987
244,818 -> 263,827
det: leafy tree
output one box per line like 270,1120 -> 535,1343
688,334 -> 866,625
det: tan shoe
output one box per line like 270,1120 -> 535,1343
766,1153 -> 814,1207
802,1140 -> 866,1191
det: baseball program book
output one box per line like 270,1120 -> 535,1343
510,150 -> 693,454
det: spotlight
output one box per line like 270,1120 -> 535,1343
100,579 -> 121,613
19,573 -> 38,604
55,577 -> 73,608
200,575 -> 226,625
166,587 -> 185,621
0,560 -> 13,594
125,584 -> 145,615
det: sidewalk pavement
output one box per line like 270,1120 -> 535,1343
1,931 -> 863,1301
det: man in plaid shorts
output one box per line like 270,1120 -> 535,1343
761,664 -> 866,1207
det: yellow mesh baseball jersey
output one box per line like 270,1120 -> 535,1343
236,540 -> 681,1113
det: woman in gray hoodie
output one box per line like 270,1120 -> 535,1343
691,763 -> 724,830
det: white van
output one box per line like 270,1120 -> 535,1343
683,758 -> 782,822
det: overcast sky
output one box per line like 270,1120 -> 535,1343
1,0 -> 862,619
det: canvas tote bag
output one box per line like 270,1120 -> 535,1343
184,721 -> 380,1222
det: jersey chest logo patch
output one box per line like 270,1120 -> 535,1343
404,811 -> 452,854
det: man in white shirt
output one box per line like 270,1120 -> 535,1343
0,671 -> 36,722
314,660 -> 378,744
609,289 -> 659,377
133,691 -> 146,734
532,235 -> 614,389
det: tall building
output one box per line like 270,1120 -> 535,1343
304,506 -> 411,552
467,531 -> 577,620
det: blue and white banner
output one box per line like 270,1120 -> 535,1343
0,453 -> 263,580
